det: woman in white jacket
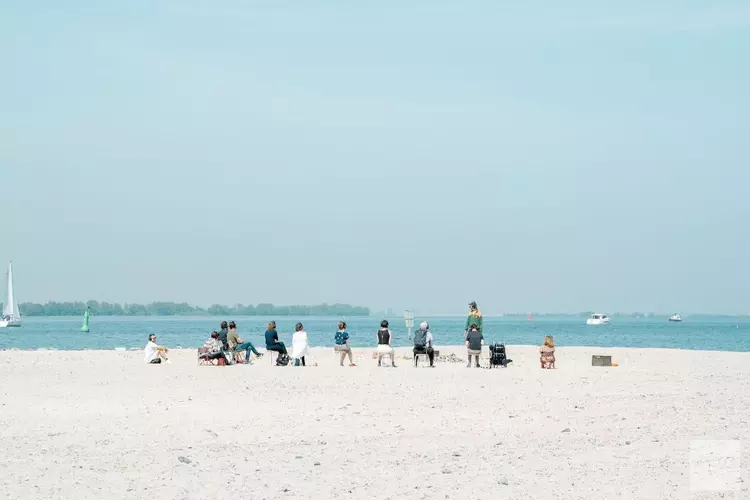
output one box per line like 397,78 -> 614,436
292,322 -> 309,366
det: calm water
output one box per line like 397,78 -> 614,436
1,315 -> 748,352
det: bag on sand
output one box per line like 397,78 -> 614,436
223,350 -> 235,365
276,353 -> 290,366
413,330 -> 427,348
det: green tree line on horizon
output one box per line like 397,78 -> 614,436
5,301 -> 370,317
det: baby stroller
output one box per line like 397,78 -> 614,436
488,343 -> 511,368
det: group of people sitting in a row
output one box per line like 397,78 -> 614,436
145,317 -> 556,369
190,319 -> 436,367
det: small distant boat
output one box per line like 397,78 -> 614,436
669,314 -> 682,322
586,313 -> 610,326
0,262 -> 22,328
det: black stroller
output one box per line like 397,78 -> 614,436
488,343 -> 511,368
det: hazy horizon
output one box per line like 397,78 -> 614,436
2,1 -> 748,315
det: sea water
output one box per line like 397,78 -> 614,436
0,315 -> 748,352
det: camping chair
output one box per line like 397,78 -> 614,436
198,347 -> 218,366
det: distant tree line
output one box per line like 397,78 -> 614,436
7,301 -> 370,317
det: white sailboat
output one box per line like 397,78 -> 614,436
0,262 -> 22,328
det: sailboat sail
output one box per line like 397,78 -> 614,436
3,263 -> 21,320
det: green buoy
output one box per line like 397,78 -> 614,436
81,308 -> 90,332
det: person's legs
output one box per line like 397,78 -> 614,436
236,342 -> 259,360
266,343 -> 287,356
301,356 -> 306,366
339,350 -> 346,366
413,347 -> 420,366
347,349 -> 355,366
426,347 -> 435,366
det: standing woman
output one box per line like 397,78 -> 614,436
292,322 -> 309,366
334,321 -> 356,367
376,320 -> 396,367
264,321 -> 288,356
465,301 -> 483,337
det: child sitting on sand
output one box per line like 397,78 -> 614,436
540,335 -> 555,369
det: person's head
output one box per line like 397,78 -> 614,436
419,321 -> 429,331
268,320 -> 276,330
229,321 -> 236,330
148,334 -> 156,342
380,319 -> 389,328
470,323 -> 478,331
543,335 -> 555,348
210,331 -> 219,339
469,301 -> 478,311
220,321 -> 228,330
338,321 -> 347,330
295,322 -> 304,332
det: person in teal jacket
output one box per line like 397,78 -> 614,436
465,301 -> 483,335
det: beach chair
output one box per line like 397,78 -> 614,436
267,350 -> 278,366
378,351 -> 394,367
233,350 -> 247,364
198,347 -> 218,366
414,352 -> 429,367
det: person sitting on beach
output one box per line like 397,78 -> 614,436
144,334 -> 170,364
413,321 -> 435,367
200,331 -> 224,361
227,320 -> 262,363
465,324 -> 483,368
217,321 -> 230,351
376,320 -> 396,367
265,321 -> 288,357
334,321 -> 356,367
540,335 -> 556,369
291,322 -> 309,366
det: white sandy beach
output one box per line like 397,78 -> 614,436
0,345 -> 748,500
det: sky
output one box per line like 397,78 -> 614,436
1,0 -> 749,314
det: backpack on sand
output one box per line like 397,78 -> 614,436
413,330 -> 427,349
276,353 -> 290,366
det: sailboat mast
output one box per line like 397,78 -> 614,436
4,263 -> 14,317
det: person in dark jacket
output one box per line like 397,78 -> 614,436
264,321 -> 288,356
217,321 -> 229,350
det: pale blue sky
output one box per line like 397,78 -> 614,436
1,1 -> 748,314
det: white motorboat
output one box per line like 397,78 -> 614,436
669,314 -> 682,322
0,262 -> 22,328
586,313 -> 610,326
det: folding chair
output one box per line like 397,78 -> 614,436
268,350 -> 279,366
198,347 -> 218,366
233,350 -> 247,364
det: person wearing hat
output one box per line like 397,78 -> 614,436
465,301 -> 483,336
